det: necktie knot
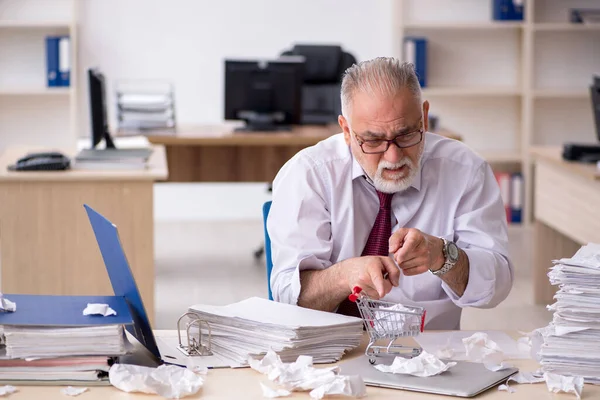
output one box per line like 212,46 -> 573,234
376,190 -> 393,210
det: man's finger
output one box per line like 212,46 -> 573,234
368,265 -> 387,298
395,231 -> 423,263
388,228 -> 410,254
397,256 -> 427,271
402,265 -> 430,276
380,256 -> 401,286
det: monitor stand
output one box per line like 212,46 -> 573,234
234,111 -> 292,132
103,130 -> 116,149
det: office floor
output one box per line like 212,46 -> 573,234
154,222 -> 552,332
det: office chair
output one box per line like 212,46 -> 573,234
261,200 -> 274,301
280,44 -> 357,124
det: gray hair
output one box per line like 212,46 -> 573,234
340,57 -> 422,118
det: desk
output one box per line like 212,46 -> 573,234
145,124 -> 340,182
531,146 -> 600,304
7,330 -> 599,399
0,146 -> 168,326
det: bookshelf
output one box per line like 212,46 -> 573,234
394,0 -> 600,225
0,0 -> 78,149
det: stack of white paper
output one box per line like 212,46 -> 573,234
2,325 -> 128,359
187,297 -> 364,367
538,243 -> 600,384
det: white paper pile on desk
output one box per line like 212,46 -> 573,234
186,297 -> 363,367
539,243 -> 600,384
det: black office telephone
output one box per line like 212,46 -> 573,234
8,151 -> 71,171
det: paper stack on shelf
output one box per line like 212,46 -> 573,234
538,243 -> 600,384
186,297 -> 364,367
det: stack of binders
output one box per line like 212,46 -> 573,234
538,243 -> 600,384
494,171 -> 523,224
184,297 -> 364,367
0,294 -> 134,385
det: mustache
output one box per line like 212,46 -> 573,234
377,159 -> 412,171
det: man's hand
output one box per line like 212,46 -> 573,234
388,228 -> 445,276
341,256 -> 401,299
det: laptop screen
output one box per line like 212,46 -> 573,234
83,204 -> 161,361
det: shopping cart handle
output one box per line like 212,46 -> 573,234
348,286 -> 362,302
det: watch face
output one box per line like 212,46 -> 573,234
448,243 -> 459,261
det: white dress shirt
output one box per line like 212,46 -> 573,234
267,132 -> 513,330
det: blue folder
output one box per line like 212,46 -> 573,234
83,205 -> 161,361
45,36 -> 60,87
0,294 -> 132,327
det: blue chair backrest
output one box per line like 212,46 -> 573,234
262,201 -> 274,300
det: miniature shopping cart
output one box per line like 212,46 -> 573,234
348,286 -> 426,364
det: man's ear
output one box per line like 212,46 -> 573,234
422,100 -> 430,132
339,115 -> 351,146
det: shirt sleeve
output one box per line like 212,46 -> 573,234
441,161 -> 514,308
267,153 -> 333,305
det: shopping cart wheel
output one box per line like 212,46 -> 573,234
369,358 -> 376,365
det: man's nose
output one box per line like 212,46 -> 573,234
383,142 -> 404,162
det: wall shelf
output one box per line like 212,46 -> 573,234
533,89 -> 590,99
0,21 -> 71,29
404,21 -> 523,30
423,87 -> 521,97
0,87 -> 73,96
534,23 -> 600,32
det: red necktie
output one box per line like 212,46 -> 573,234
337,190 -> 393,317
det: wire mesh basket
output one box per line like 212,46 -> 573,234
348,286 -> 426,364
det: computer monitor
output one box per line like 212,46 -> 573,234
88,68 -> 116,149
224,57 -> 305,132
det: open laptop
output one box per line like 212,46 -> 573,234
83,204 -> 230,369
339,354 -> 518,398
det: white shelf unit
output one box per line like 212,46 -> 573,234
394,0 -> 600,225
0,0 -> 78,150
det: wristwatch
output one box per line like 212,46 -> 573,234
430,238 -> 459,277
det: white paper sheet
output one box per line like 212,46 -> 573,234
544,372 -> 583,399
414,330 -> 529,361
0,293 -> 16,313
60,387 -> 88,396
82,303 -> 116,317
0,386 -> 16,396
498,384 -> 515,393
462,332 -> 505,364
260,382 -> 291,398
373,351 -> 456,377
109,364 -> 204,399
249,350 -> 365,398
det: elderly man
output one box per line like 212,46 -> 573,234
267,57 -> 513,330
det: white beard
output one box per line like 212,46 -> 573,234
372,159 -> 417,193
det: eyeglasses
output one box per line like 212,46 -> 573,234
353,128 -> 424,154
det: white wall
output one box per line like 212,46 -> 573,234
77,0 -> 397,134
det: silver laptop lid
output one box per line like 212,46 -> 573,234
339,355 -> 518,398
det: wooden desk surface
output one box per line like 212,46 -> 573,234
6,330 -> 598,399
144,124 -> 341,146
530,146 -> 600,180
0,145 -> 169,182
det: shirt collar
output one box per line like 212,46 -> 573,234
350,151 -> 423,192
